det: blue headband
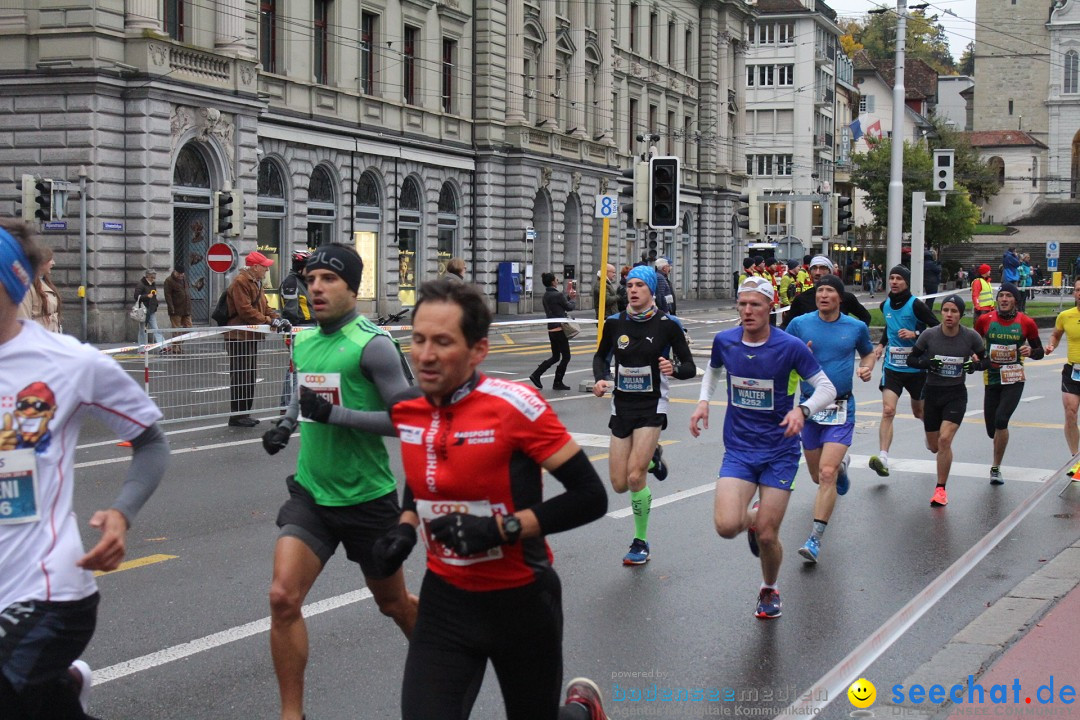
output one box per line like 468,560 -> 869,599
627,266 -> 657,295
0,227 -> 33,305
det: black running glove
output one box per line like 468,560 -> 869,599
372,523 -> 418,576
261,423 -> 291,455
929,358 -> 944,370
299,386 -> 333,423
963,359 -> 979,374
428,513 -> 503,556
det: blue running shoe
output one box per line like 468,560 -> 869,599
650,445 -> 668,481
623,538 -> 650,565
836,454 -> 850,496
754,588 -> 782,619
747,501 -> 760,558
798,535 -> 820,563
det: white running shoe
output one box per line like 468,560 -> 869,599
71,660 -> 92,712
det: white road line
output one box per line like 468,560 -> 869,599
94,589 -> 373,685
569,432 -> 611,448
74,432 -> 292,469
607,483 -> 715,518
76,416 -> 285,451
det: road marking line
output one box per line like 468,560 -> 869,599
93,554 -> 177,577
93,588 -> 374,685
608,483 -> 714,518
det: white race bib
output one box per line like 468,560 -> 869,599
1000,364 -> 1025,385
415,499 -> 505,566
888,346 -> 912,368
731,376 -> 774,410
810,398 -> 848,426
0,449 -> 40,525
297,372 -> 342,423
989,343 -> 1018,365
616,365 -> 653,393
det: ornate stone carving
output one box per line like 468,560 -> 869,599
599,177 -> 609,194
171,106 -> 236,166
240,64 -> 255,85
571,171 -> 581,193
540,166 -> 552,188
149,43 -> 167,66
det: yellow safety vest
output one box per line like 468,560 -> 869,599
974,277 -> 995,310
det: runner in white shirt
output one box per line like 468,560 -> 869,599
0,219 -> 169,719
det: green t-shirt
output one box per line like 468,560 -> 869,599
292,319 -> 397,506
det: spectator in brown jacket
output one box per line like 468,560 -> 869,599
225,251 -> 289,427
163,266 -> 192,353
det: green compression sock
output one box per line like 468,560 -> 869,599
630,486 -> 653,541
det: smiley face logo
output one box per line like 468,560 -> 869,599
848,678 -> 876,709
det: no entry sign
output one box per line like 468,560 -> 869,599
207,243 -> 235,273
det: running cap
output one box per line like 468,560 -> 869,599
738,276 -> 775,302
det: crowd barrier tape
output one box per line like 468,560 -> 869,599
772,454 -> 1080,719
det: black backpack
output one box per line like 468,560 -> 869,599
211,290 -> 229,326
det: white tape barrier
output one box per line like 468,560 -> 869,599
772,453 -> 1080,719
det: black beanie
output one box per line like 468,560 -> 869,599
942,294 -> 966,315
890,265 -> 911,286
743,258 -> 754,269
306,244 -> 364,293
816,274 -> 845,295
999,282 -> 1021,301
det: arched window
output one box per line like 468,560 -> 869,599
172,143 -> 213,322
989,156 -> 1006,188
437,182 -> 458,276
397,177 -> 423,305
1066,50 -> 1079,94
174,144 -> 211,189
353,171 -> 382,301
257,158 -> 288,291
307,165 -> 337,248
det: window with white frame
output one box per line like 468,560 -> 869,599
1066,50 -> 1079,94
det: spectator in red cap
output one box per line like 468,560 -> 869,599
972,264 -> 995,321
224,251 -> 291,427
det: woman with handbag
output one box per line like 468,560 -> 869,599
17,245 -> 62,332
530,271 -> 576,391
134,268 -> 165,350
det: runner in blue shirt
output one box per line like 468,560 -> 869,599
689,277 -> 835,619
785,275 -> 876,563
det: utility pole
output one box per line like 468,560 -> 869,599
886,0 -> 908,273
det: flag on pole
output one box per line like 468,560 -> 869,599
849,118 -> 863,142
866,120 -> 883,140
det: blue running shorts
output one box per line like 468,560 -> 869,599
800,419 -> 855,451
719,446 -> 801,491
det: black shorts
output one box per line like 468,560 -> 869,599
923,385 -> 968,433
276,476 -> 401,579
984,382 -> 1025,436
0,593 -> 98,693
608,412 -> 667,439
880,368 -> 927,400
1061,364 -> 1080,396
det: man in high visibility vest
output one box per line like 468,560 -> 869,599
972,264 -> 995,320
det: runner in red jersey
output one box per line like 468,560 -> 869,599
369,278 -> 610,720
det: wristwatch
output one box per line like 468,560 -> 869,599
798,404 -> 811,419
501,515 -> 523,545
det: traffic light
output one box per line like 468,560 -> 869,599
34,178 -> 53,223
20,174 -> 35,223
618,162 -> 649,225
833,193 -> 853,235
645,230 -> 660,261
214,190 -> 238,236
933,149 -> 954,192
648,156 -> 680,229
737,189 -> 760,235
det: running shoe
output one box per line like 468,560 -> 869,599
747,501 -> 760,558
869,455 -> 890,477
564,677 -> 608,720
990,467 -> 1004,485
754,588 -> 782,619
930,486 -> 949,507
623,538 -> 650,565
71,660 -> 92,713
797,535 -> 820,564
650,444 -> 668,481
836,454 -> 851,496
1068,461 -> 1080,478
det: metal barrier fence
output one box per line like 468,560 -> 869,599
103,326 -> 294,424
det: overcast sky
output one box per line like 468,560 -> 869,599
827,0 -> 977,64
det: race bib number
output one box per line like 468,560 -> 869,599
617,365 -> 653,393
731,376 -> 774,410
1000,364 -> 1025,385
935,356 -> 964,378
989,343 -> 1018,365
415,499 -> 505,566
297,372 -> 342,423
888,346 -> 912,368
0,449 -> 39,525
810,398 -> 848,426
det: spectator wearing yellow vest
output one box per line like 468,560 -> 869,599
972,264 -> 995,320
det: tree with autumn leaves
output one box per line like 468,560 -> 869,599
839,10 -> 955,75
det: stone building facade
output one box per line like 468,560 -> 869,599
0,0 -> 755,341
